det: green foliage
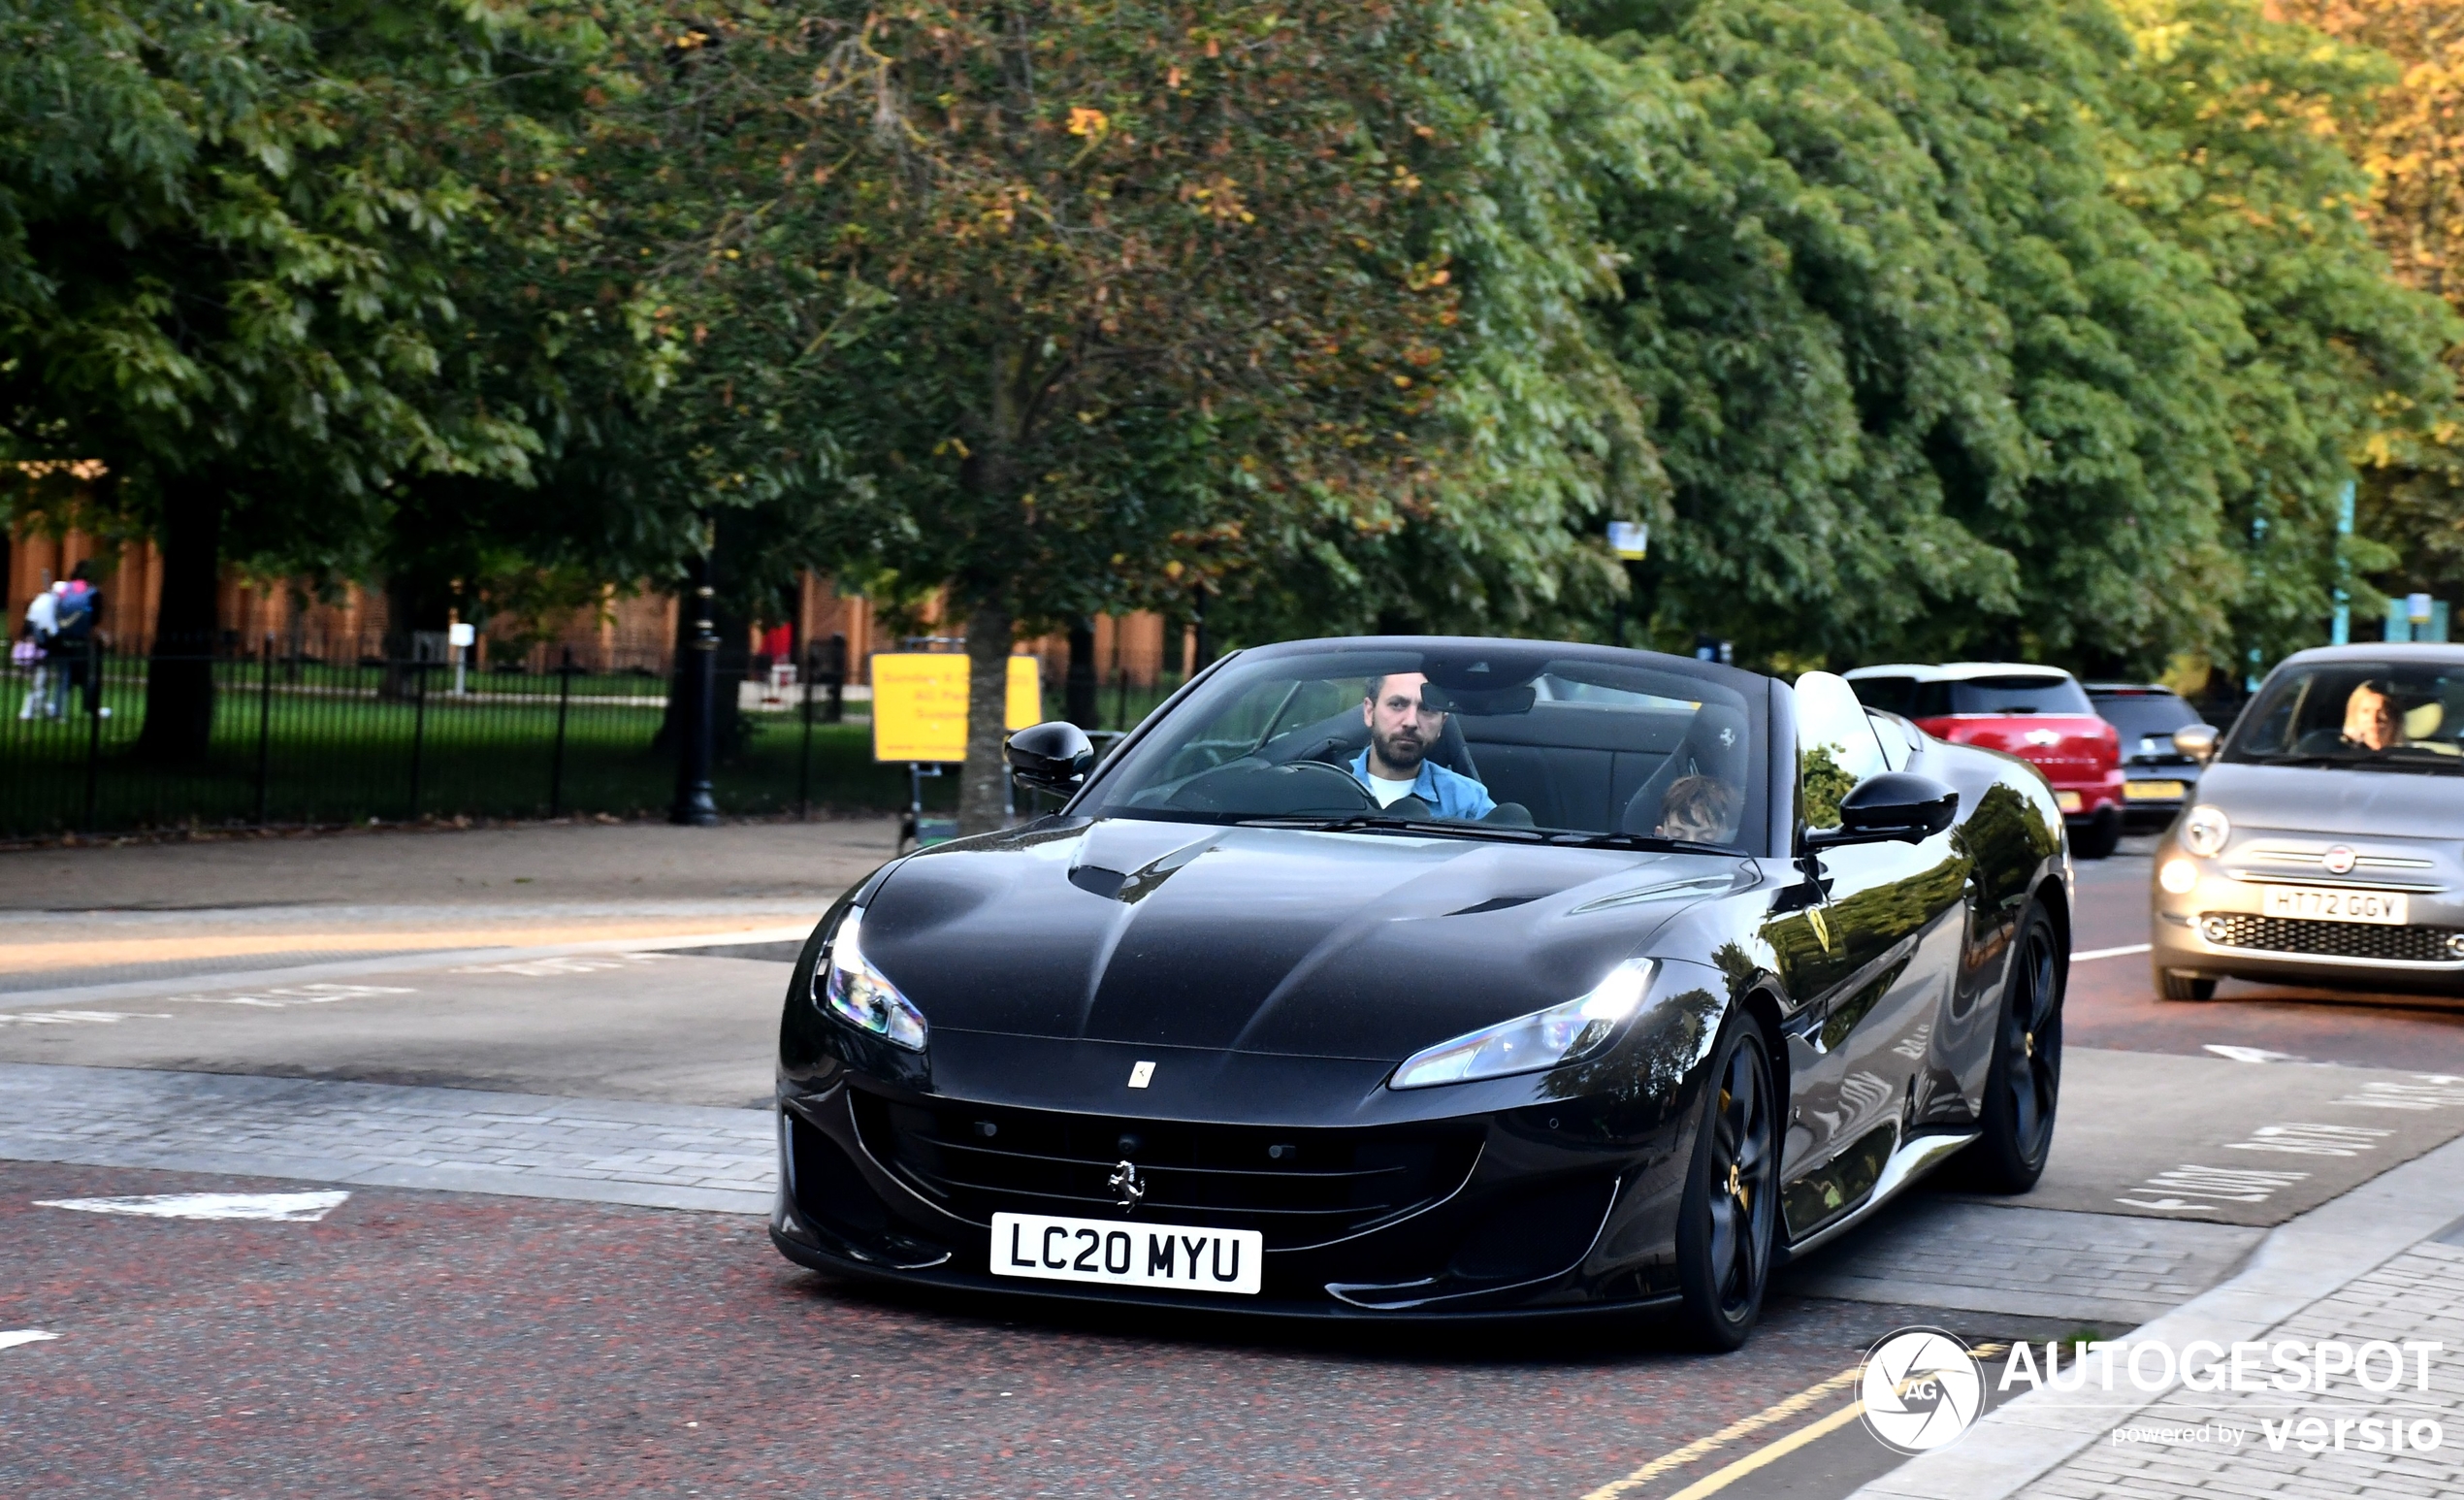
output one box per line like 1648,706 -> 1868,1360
0,0 -> 600,560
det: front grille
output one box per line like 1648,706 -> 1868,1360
2202,914 -> 2464,963
851,1092 -> 1483,1252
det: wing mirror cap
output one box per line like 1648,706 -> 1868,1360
2171,724 -> 2220,764
1006,721 -> 1096,793
1807,772 -> 1960,848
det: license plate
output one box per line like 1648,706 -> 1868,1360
991,1212 -> 1263,1295
2055,791 -> 2084,813
2124,780 -> 2187,800
2260,886 -> 2409,925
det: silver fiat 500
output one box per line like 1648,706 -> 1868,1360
2153,643 -> 2464,1000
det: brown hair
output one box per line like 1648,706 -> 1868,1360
1659,773 -> 1740,840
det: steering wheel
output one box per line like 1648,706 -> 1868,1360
1167,759 -> 1376,816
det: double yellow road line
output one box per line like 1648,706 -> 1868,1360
1583,1344 -> 2006,1500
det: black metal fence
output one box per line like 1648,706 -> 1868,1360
2,637 -> 1185,840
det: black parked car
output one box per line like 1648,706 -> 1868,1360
772,638 -> 2071,1349
2087,684 -> 2208,831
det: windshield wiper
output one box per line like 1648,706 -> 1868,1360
1231,814 -> 1550,843
1542,830 -> 1735,856
2247,752 -> 2461,773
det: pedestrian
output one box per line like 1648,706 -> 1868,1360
17,583 -> 59,719
55,562 -> 101,716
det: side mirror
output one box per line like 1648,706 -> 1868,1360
2171,724 -> 2219,764
1806,772 -> 1959,849
1005,721 -> 1095,794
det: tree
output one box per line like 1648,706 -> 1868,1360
2271,0 -> 2464,620
0,0 -> 595,758
609,1 -> 1542,832
2107,0 -> 2457,671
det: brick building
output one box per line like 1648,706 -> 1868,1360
6,525 -> 1179,689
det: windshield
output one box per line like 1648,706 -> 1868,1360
2092,692 -> 2199,745
1077,643 -> 1768,851
1921,675 -> 2092,716
2224,659 -> 2464,773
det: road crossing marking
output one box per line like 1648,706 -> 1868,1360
0,1329 -> 60,1352
0,1010 -> 173,1027
35,1190 -> 351,1222
2071,943 -> 2151,962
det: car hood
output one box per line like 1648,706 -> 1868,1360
856,817 -> 1753,1062
2198,761 -> 2464,840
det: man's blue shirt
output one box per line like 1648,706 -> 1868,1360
1348,748 -> 1496,821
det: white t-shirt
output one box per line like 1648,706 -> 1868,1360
1366,772 -> 1419,807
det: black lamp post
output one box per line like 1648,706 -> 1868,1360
670,543 -> 720,827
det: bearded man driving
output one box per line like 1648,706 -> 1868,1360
1348,671 -> 1496,820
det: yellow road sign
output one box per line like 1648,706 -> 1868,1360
870,653 -> 1043,763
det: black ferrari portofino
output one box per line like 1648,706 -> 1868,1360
772,637 -> 2070,1348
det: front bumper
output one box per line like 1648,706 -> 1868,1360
767,1072 -> 1700,1321
2151,841 -> 2464,995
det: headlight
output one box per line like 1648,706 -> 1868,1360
2159,858 -> 2199,895
2182,804 -> 2230,859
1390,960 -> 1654,1091
812,907 -> 927,1050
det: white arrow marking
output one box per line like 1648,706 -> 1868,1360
0,1330 -> 60,1352
2205,1044 -> 2310,1065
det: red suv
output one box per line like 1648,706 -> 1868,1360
1844,663 -> 2124,858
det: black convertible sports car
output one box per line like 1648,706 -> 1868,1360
772,637 -> 2070,1348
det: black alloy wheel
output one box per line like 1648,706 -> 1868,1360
1672,1024 -> 1778,1352
1966,903 -> 2064,1191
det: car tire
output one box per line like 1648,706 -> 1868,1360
2071,807 -> 2121,861
1671,1020 -> 1779,1353
2156,967 -> 2219,1002
1962,903 -> 2063,1193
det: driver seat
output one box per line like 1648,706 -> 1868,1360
1261,706 -> 1483,783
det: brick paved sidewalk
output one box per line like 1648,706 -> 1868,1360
0,1061 -> 774,1214
2024,1237 -> 2464,1499
1859,1131 -> 2464,1500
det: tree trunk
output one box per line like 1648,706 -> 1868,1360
956,599 -> 1014,835
1065,616 -> 1099,728
136,477 -> 224,765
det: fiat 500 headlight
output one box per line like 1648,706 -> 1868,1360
2182,804 -> 2230,859
1391,960 -> 1655,1091
812,907 -> 927,1051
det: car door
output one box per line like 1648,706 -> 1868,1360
1763,672 -> 1967,1240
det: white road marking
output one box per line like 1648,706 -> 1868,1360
450,953 -> 673,978
166,983 -> 415,1008
34,1190 -> 351,1222
2337,1076 -> 2464,1110
2222,1122 -> 2392,1157
2205,1044 -> 2311,1064
0,1329 -> 60,1352
2116,1163 -> 2309,1211
0,1011 -> 175,1027
2071,943 -> 2152,962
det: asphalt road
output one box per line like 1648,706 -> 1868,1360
5,830 -> 2463,1498
0,1156 -> 2085,1500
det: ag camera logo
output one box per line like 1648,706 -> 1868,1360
1860,1327 -> 1986,1453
